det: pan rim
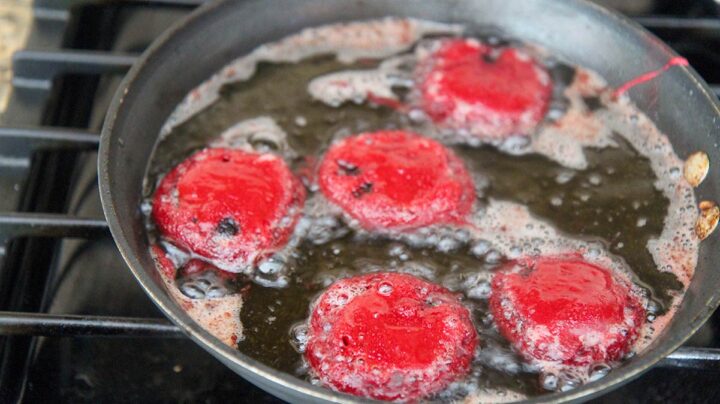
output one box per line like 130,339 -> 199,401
98,0 -> 720,403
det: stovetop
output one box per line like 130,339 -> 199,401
1,1 -> 720,403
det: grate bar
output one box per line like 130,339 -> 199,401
0,308 -> 717,371
660,347 -> 720,370
0,312 -> 183,337
636,17 -> 720,30
0,213 -> 108,239
124,0 -> 207,5
12,50 -> 138,89
0,126 -> 99,156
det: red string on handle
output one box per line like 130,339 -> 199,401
612,56 -> 688,99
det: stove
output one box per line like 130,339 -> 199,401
1,1 -> 719,402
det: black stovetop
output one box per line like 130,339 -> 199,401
1,1 -> 719,403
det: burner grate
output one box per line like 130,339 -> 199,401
0,212 -> 106,239
0,309 -> 715,369
0,311 -> 182,338
1,1 -> 719,401
12,50 -> 137,90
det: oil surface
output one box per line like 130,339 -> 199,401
147,56 -> 400,182
145,51 -> 680,398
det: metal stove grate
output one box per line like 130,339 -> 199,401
0,1 -> 719,401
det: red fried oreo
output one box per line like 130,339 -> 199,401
305,272 -> 477,401
317,130 -> 475,231
152,148 -> 305,272
490,256 -> 645,366
418,38 -> 552,139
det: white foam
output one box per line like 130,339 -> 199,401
528,69 -> 617,170
160,18 -> 462,136
210,115 -> 296,159
463,388 -> 527,403
150,248 -> 243,347
468,200 -> 623,269
308,62 -> 401,107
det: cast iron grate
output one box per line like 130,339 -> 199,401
1,2 -> 720,401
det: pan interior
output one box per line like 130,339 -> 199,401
99,1 -> 720,403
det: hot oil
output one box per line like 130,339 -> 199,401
459,140 -> 680,308
147,56 -> 402,187
241,234 -> 545,396
233,144 -> 672,398
146,23 -> 691,400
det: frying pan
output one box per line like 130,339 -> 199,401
98,0 -> 720,402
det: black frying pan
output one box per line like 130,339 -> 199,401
98,0 -> 720,402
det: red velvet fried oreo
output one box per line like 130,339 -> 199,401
152,148 -> 305,272
489,256 -> 645,366
418,38 -> 552,139
317,130 -> 475,231
305,272 -> 477,401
